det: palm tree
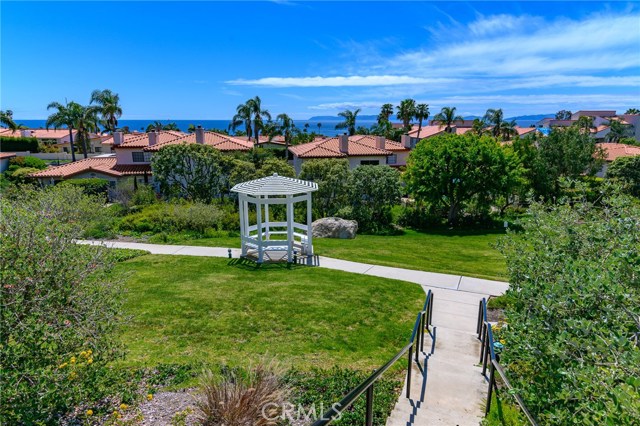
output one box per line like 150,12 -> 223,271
247,96 -> 271,146
377,103 -> 394,124
483,108 -> 505,138
74,105 -> 101,158
335,108 -> 360,136
90,89 -> 122,133
574,116 -> 595,135
317,122 -> 322,133
433,106 -> 464,133
624,108 -> 639,115
0,110 -> 18,131
46,101 -> 78,162
396,99 -> 416,129
498,120 -> 518,140
414,104 -> 429,138
606,120 -> 628,142
471,118 -> 487,136
163,122 -> 180,131
276,113 -> 295,149
230,103 -> 253,138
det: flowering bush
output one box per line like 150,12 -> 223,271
0,186 -> 125,424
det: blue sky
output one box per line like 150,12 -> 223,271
2,1 -> 639,119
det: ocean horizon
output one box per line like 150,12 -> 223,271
15,118 -> 540,137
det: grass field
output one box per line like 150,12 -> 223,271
117,254 -> 425,370
160,228 -> 507,281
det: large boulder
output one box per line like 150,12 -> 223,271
312,217 -> 358,239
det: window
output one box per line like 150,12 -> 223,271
144,152 -> 152,162
360,160 -> 380,166
387,154 -> 397,165
94,147 -> 102,153
132,152 -> 145,162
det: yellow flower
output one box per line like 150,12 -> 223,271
70,356 -> 76,364
87,349 -> 93,355
147,394 -> 153,401
80,351 -> 87,358
86,409 -> 93,416
87,358 -> 93,365
120,403 -> 128,410
500,339 -> 506,345
69,372 -> 77,380
58,362 -> 68,369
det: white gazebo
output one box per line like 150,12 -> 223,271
230,173 -> 318,263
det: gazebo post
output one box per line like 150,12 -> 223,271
306,193 -> 313,255
264,199 -> 270,241
256,195 -> 263,263
239,193 -> 247,256
243,197 -> 250,255
286,195 -> 294,263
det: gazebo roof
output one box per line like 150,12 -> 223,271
231,173 -> 318,196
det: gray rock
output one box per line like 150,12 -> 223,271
312,217 -> 358,239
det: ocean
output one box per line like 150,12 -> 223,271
17,119 -> 380,138
16,118 -> 539,136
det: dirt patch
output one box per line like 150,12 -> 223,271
487,308 -> 505,323
122,389 -> 198,426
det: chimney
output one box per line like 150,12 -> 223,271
375,136 -> 385,150
401,134 -> 412,149
113,131 -> 123,146
148,131 -> 158,146
339,133 -> 349,154
195,126 -> 205,144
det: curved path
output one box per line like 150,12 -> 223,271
79,240 -> 508,425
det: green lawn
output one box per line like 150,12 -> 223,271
117,255 -> 425,371
161,228 -> 507,281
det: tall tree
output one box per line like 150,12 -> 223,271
624,108 -> 639,115
396,98 -> 416,129
414,104 -> 430,139
605,120 -> 629,142
433,106 -> 463,133
574,115 -> 595,135
0,110 -> 18,131
498,119 -> 519,140
276,113 -> 295,149
335,108 -> 360,136
471,118 -> 487,136
377,103 -> 394,124
247,96 -> 271,146
230,103 -> 253,138
74,105 -> 101,159
555,110 -> 572,120
90,89 -> 122,133
46,101 -> 78,162
484,108 -> 506,138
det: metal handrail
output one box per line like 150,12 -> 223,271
477,298 -> 538,426
311,290 -> 434,426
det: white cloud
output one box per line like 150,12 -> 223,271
227,75 -> 456,87
468,14 -> 535,36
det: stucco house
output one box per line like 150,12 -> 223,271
288,134 -> 410,174
595,142 -> 640,177
0,152 -> 17,173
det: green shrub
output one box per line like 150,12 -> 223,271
131,184 -> 157,206
286,367 -> 401,426
0,185 -> 124,424
0,136 -> 39,152
9,156 -> 48,170
59,178 -> 110,197
5,167 -> 40,183
117,202 -> 226,235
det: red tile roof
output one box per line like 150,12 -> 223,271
348,135 -> 408,152
144,131 -> 253,152
288,135 -> 393,158
0,152 -> 17,159
29,157 -> 151,179
596,143 -> 640,162
113,131 -> 187,148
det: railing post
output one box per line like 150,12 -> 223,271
406,343 -> 412,398
365,382 -> 374,426
420,312 -> 425,353
477,300 -> 483,337
485,361 -> 495,415
479,322 -> 486,364
482,328 -> 490,376
428,294 -> 434,325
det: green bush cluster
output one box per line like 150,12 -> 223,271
0,185 -> 125,425
0,136 -> 39,152
59,178 -> 110,197
496,184 -> 640,425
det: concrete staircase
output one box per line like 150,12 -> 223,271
386,286 -> 489,426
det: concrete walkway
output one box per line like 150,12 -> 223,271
80,240 -> 507,425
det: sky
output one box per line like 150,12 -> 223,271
2,1 -> 639,120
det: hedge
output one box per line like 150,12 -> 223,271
59,178 -> 110,197
0,136 -> 39,152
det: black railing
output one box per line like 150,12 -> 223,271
310,290 -> 434,426
477,298 -> 538,426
